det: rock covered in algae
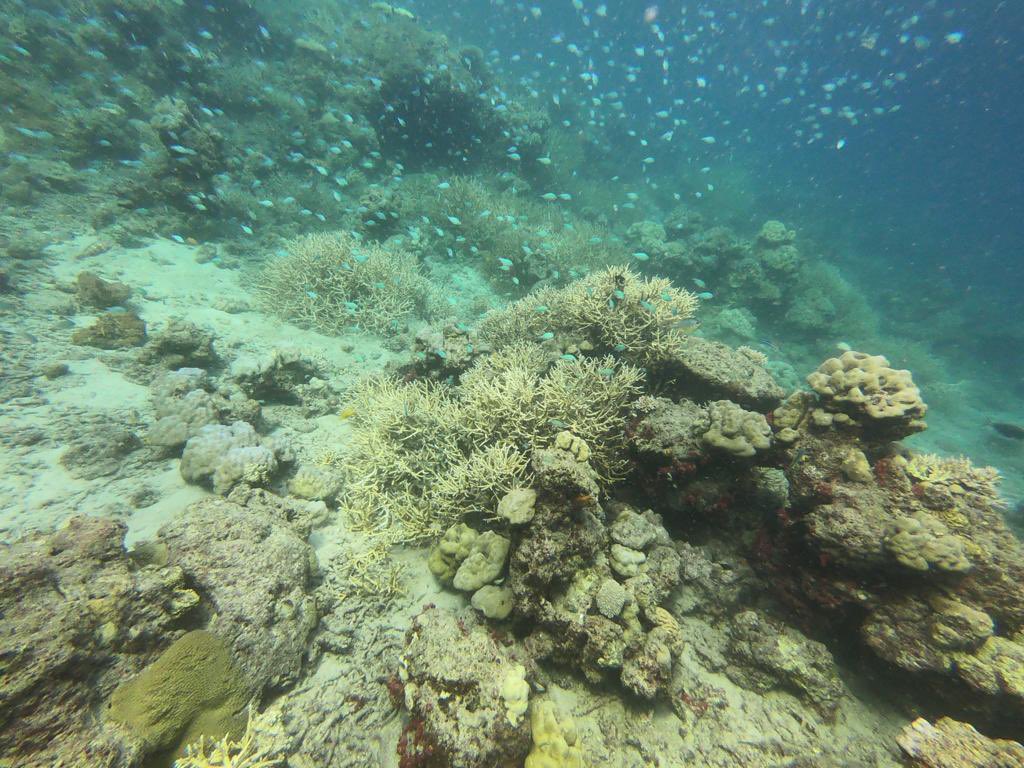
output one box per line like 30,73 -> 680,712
725,610 -> 845,721
398,605 -> 533,767
72,310 -> 146,349
666,335 -> 785,411
157,491 -> 320,694
75,270 -> 131,308
0,516 -> 200,767
897,717 -> 1024,768
106,630 -> 249,763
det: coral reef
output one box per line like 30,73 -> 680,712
0,517 -> 200,767
106,630 -> 250,764
759,355 -> 1024,730
256,231 -> 435,336
155,490 -> 321,694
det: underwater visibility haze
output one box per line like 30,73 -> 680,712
1,0 -> 1023,766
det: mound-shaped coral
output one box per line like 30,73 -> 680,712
807,350 -> 927,438
106,630 -> 250,763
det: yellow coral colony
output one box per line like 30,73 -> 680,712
337,343 -> 642,543
256,230 -> 433,335
525,700 -> 584,768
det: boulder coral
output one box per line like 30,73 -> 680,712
106,630 -> 250,764
760,355 -> 1024,729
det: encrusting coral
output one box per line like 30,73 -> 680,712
255,230 -> 435,336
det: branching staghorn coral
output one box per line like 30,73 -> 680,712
319,541 -> 407,608
906,453 -> 1005,507
256,230 -> 435,335
476,266 -> 699,367
175,708 -> 281,768
335,343 -> 642,543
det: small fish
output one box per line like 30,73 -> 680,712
632,252 -> 650,261
696,291 -> 714,300
339,405 -> 357,419
537,331 -> 555,340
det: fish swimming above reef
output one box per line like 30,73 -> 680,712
991,421 -> 1024,441
370,2 -> 416,20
